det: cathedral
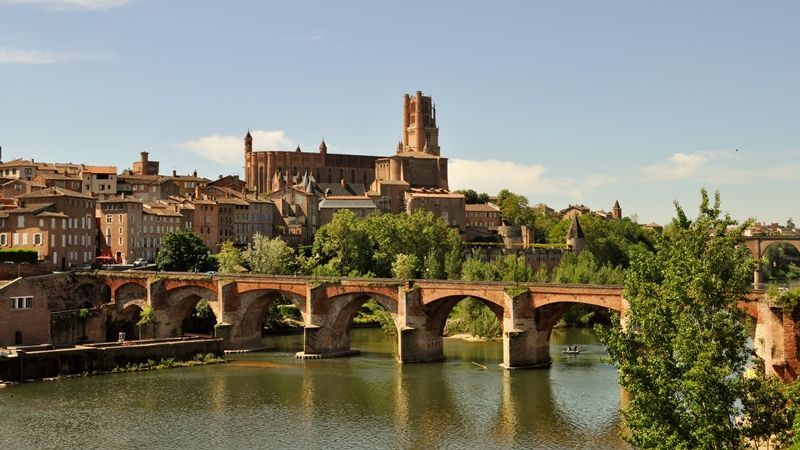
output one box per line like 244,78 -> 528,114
244,91 -> 450,201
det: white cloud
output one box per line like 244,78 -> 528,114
177,130 -> 295,166
640,150 -> 800,184
0,0 -> 129,10
449,159 -> 616,199
0,47 -> 113,64
642,151 -> 711,181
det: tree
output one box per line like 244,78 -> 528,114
391,253 -> 419,279
217,241 -> 242,274
598,190 -> 756,449
243,234 -> 296,275
156,230 -> 213,272
457,189 -> 489,204
495,189 -> 536,226
312,210 -> 463,279
136,305 -> 159,339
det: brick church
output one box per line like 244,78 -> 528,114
243,91 -> 463,240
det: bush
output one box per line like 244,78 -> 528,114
0,249 -> 39,263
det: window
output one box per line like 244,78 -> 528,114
21,233 -> 28,245
34,233 -> 42,246
0,234 -> 6,246
106,214 -> 112,224
10,296 -> 33,310
118,214 -> 123,223
17,216 -> 24,228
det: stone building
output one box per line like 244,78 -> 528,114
245,91 -> 449,201
404,188 -> 465,229
97,196 -> 144,264
132,151 -> 159,176
4,187 -> 98,269
33,172 -> 82,192
245,135 -> 379,195
0,277 -> 51,346
1,179 -> 45,199
465,203 -> 502,228
80,165 -> 117,196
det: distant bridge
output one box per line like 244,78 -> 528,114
69,271 -> 797,378
742,236 -> 800,287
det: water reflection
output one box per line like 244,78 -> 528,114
0,328 -> 628,449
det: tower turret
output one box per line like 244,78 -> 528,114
319,139 -> 327,154
400,91 -> 440,155
566,215 -> 585,253
244,130 -> 253,153
612,200 -> 622,220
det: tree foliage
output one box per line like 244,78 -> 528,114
496,189 -> 536,226
242,234 -> 296,275
457,189 -> 490,204
155,230 -> 213,272
598,190 -> 757,449
312,210 -> 462,278
217,241 -> 242,274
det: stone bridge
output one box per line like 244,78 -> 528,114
76,271 -> 798,377
742,236 -> 800,287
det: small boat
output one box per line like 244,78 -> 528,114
562,347 -> 581,355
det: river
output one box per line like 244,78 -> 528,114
0,328 -> 627,449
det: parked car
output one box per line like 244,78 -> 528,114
133,258 -> 149,267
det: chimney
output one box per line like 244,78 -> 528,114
141,151 -> 148,164
192,170 -> 197,177
172,169 -> 177,177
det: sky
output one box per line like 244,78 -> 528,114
0,0 -> 798,225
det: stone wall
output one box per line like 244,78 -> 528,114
0,337 -> 223,382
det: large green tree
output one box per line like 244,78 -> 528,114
242,234 -> 296,275
216,241 -> 242,274
495,189 -> 536,226
312,210 -> 462,279
599,190 -> 756,449
155,230 -> 214,272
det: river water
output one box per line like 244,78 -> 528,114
0,328 -> 627,449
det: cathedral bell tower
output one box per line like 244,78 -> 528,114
400,91 -> 440,155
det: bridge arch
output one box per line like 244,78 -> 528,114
114,282 -> 148,312
752,239 -> 800,260
164,285 -> 219,336
108,303 -> 144,341
233,289 -> 307,348
74,282 -> 112,307
327,290 -> 399,333
425,294 -> 504,337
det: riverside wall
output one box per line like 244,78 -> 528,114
0,337 -> 223,382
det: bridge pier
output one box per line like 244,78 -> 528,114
296,287 -> 358,358
397,286 -> 444,362
501,291 -> 551,369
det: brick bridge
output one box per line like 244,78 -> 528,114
76,271 -> 798,377
742,236 -> 800,287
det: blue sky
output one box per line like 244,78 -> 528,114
1,0 -> 798,225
